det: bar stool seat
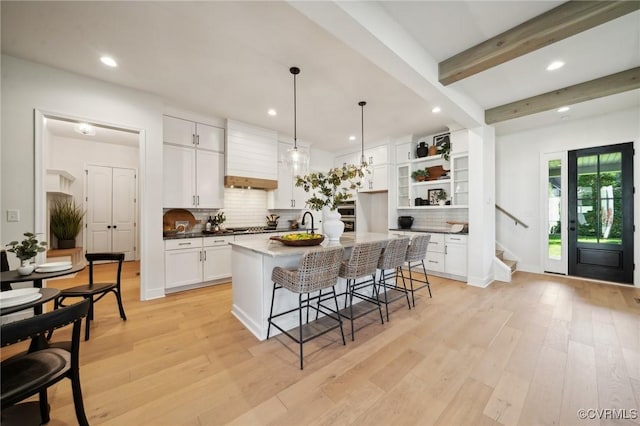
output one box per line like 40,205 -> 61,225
376,237 -> 411,321
400,234 -> 432,307
339,240 -> 386,341
267,246 -> 345,370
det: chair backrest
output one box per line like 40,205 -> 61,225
86,252 -> 125,288
295,247 -> 344,293
1,299 -> 90,348
1,250 -> 11,291
405,234 -> 431,262
378,237 -> 411,269
342,241 -> 386,278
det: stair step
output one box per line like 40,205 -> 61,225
495,249 -> 504,261
503,259 -> 517,273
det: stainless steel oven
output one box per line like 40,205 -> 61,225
337,201 -> 356,232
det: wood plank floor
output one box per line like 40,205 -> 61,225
3,263 -> 639,425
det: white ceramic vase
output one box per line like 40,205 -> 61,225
322,207 -> 344,241
18,260 -> 35,276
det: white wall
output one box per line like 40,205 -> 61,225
1,55 -> 165,299
496,107 -> 640,286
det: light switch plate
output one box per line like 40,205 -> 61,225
7,209 -> 20,222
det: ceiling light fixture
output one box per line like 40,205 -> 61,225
267,109 -> 277,116
546,61 -> 564,71
100,56 -> 118,68
432,106 -> 441,113
74,123 -> 96,136
287,67 -> 309,174
557,106 -> 570,113
349,135 -> 356,141
359,101 -> 368,172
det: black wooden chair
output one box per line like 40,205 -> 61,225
56,252 -> 126,340
1,249 -> 12,291
1,299 -> 90,426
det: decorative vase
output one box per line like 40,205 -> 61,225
322,207 -> 344,241
18,260 -> 35,276
58,239 -> 76,249
416,141 -> 428,158
428,144 -> 438,156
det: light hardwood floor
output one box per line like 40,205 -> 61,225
3,262 -> 639,425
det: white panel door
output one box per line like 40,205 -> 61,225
111,168 -> 137,261
196,123 -> 224,152
163,116 -> 195,147
163,144 -> 196,208
86,165 -> 113,253
196,150 -> 224,208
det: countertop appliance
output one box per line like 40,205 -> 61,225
398,216 -> 414,229
337,201 -> 356,232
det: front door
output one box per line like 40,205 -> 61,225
568,143 -> 634,284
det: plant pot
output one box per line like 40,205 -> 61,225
18,260 -> 35,276
428,144 -> 438,156
322,207 -> 344,241
58,239 -> 76,249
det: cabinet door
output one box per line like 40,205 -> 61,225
371,164 -> 388,191
425,251 -> 445,272
196,123 -> 225,152
445,236 -> 467,277
196,150 -> 224,208
397,164 -> 410,207
163,144 -> 196,208
165,248 -> 203,288
395,142 -> 414,163
271,143 -> 294,209
163,116 -> 196,147
452,154 -> 469,206
203,244 -> 232,281
366,145 -> 388,165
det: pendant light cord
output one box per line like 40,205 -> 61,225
359,101 -> 366,165
290,67 -> 300,151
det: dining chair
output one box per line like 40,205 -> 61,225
1,250 -> 11,291
1,299 -> 90,426
55,252 -> 126,340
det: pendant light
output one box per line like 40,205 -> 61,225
287,66 -> 309,174
359,101 -> 368,171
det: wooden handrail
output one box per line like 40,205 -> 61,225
496,204 -> 529,229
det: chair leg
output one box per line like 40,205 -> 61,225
379,270 -> 390,322
408,262 -> 416,308
38,389 -> 50,423
349,280 -> 355,342
398,266 -> 411,309
331,287 -> 346,346
266,283 -> 277,339
421,260 -> 432,298
115,290 -> 127,320
85,297 -> 93,341
371,274 -> 384,325
299,294 -> 304,370
71,369 -> 90,426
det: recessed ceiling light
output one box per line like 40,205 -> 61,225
100,56 -> 118,68
267,109 -> 277,116
432,106 -> 441,113
546,61 -> 564,71
349,135 -> 356,141
557,106 -> 570,113
74,123 -> 96,136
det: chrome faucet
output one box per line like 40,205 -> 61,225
301,211 -> 314,234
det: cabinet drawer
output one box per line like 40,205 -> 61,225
446,234 -> 467,244
203,236 -> 233,247
424,251 -> 445,272
426,233 -> 445,252
165,238 -> 203,250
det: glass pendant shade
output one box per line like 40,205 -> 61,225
288,66 -> 309,175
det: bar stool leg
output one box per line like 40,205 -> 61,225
408,262 -> 416,307
379,270 -> 390,322
299,294 -> 304,370
421,260 -> 432,298
267,283 -> 278,339
331,287 -> 346,346
349,279 -> 356,341
398,266 -> 411,309
371,273 -> 384,325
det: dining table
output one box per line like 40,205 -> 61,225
1,263 -> 86,291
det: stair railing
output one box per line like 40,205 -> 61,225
496,204 -> 529,229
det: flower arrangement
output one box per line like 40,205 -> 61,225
295,164 -> 366,211
6,232 -> 47,263
212,211 -> 226,226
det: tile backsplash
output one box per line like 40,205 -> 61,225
397,208 -> 469,229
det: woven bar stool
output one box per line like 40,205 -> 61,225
376,236 -> 411,321
339,240 -> 386,341
267,246 -> 345,370
400,234 -> 432,307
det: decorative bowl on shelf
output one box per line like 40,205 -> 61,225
270,234 -> 325,246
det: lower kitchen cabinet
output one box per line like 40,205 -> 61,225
165,236 -> 232,290
444,234 -> 467,277
392,231 -> 467,281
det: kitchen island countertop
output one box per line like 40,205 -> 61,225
389,227 -> 468,235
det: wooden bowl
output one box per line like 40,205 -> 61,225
269,234 -> 325,246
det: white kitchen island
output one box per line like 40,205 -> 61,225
230,232 -> 395,341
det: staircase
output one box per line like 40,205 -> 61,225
494,248 -> 517,282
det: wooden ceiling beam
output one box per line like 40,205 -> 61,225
485,67 -> 640,124
439,1 -> 640,86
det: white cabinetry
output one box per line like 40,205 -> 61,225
360,146 -> 389,193
444,235 -> 467,277
392,231 -> 467,281
226,120 -> 278,182
165,236 -> 233,290
395,142 -> 415,163
269,142 -> 308,209
163,115 -> 224,209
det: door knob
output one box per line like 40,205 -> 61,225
569,227 -> 576,231
107,225 -> 111,229
113,225 -> 117,229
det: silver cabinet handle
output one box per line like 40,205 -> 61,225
192,195 -> 196,206
408,152 -> 410,160
178,242 -> 191,246
369,156 -> 373,164
196,195 -> 200,206
213,239 -> 225,243
445,246 -> 448,255
203,251 -> 207,261
449,237 -> 461,241
199,251 -> 202,261
196,134 -> 200,145
428,260 -> 438,264
192,134 -> 197,145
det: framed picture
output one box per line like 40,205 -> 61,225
428,188 -> 444,205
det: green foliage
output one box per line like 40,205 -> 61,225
50,199 -> 85,240
436,190 -> 448,201
295,164 -> 365,211
6,232 -> 47,262
212,211 -> 226,225
576,172 -> 622,240
411,169 -> 428,180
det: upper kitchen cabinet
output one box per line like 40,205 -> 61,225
269,142 -> 308,209
163,115 -> 224,209
225,120 -> 278,189
334,151 -> 360,169
359,145 -> 389,193
163,115 -> 224,151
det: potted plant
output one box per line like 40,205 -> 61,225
411,169 -> 429,182
295,164 -> 365,240
6,232 -> 47,275
211,211 -> 226,232
437,190 -> 448,206
50,199 -> 85,249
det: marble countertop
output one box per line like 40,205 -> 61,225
163,227 -> 311,240
389,227 -> 468,235
230,232 -> 394,257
